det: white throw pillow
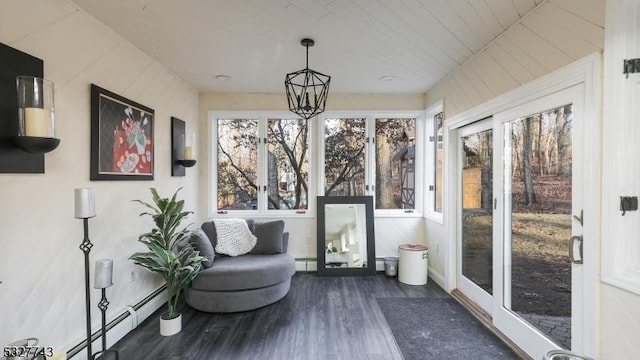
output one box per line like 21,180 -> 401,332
213,219 -> 257,256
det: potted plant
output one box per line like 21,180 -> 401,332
129,187 -> 206,336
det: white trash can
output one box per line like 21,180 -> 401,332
398,244 -> 428,285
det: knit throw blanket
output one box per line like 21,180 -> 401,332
213,219 -> 257,256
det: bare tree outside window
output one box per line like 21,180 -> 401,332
324,118 -> 366,196
217,119 -> 259,210
267,118 -> 309,210
375,118 -> 416,210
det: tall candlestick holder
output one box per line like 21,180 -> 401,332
92,259 -> 119,359
92,288 -> 119,359
75,188 -> 96,360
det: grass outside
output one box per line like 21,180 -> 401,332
462,212 -> 571,316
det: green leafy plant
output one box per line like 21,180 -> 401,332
129,187 -> 205,320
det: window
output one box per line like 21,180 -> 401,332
217,119 -> 259,211
212,114 -> 310,216
267,118 -> 309,210
434,112 -> 444,212
323,118 -> 366,196
321,113 -> 422,215
425,101 -> 444,222
375,118 -> 416,210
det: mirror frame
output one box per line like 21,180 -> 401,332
316,196 -> 376,276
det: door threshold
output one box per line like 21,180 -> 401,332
451,289 -> 531,360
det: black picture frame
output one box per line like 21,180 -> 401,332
90,84 -> 154,180
316,196 -> 376,276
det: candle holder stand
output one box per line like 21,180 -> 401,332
92,288 -> 119,360
79,217 -> 94,360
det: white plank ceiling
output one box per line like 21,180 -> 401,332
70,0 -> 544,93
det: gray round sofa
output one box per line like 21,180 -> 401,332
184,219 -> 296,313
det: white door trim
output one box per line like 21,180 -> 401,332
444,52 -> 601,357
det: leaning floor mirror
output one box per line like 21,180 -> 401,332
316,196 -> 375,276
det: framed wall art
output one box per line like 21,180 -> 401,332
90,84 -> 154,180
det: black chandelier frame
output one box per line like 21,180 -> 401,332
285,38 -> 331,120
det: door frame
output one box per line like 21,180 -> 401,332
443,53 -> 601,357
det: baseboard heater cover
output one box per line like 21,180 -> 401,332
295,258 -> 387,271
67,285 -> 166,359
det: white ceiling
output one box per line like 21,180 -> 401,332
71,0 -> 542,94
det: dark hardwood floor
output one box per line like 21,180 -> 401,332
111,273 -> 458,359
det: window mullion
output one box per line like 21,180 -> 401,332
366,115 -> 375,198
258,117 -> 268,214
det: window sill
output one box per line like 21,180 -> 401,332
602,271 -> 640,296
424,213 -> 444,224
208,211 -> 315,219
374,211 -> 424,218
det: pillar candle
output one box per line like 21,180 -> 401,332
183,145 -> 193,160
24,107 -> 50,137
94,259 -> 113,289
74,188 -> 96,219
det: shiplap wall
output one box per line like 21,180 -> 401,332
0,0 -> 199,354
426,0 -> 605,118
600,0 -> 640,358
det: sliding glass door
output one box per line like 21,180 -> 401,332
456,119 -> 495,312
454,83 -> 592,359
493,86 -> 585,359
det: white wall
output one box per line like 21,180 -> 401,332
0,0 -> 199,354
599,0 -> 640,358
199,92 -> 427,260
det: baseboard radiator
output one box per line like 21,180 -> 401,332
295,258 -> 387,272
67,286 -> 167,360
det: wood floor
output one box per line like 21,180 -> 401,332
111,273 -> 457,359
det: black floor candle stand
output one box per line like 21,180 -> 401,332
80,218 -> 94,360
80,218 -> 119,360
92,288 -> 119,360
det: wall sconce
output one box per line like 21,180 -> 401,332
177,132 -> 197,167
14,76 -> 60,153
171,117 -> 196,176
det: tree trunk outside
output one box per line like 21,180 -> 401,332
523,117 -> 537,205
376,134 -> 393,208
557,105 -> 571,176
481,131 -> 493,213
537,114 -> 543,176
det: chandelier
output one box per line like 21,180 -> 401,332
285,38 -> 331,120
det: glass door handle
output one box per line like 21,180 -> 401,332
569,235 -> 583,264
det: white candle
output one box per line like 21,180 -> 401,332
94,259 -> 113,289
183,145 -> 193,160
74,188 -> 96,219
24,107 -> 50,137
